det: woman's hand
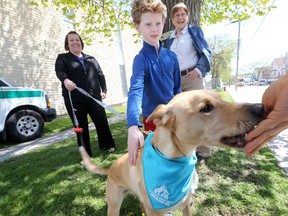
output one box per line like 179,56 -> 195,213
245,75 -> 288,157
187,70 -> 200,79
64,79 -> 76,91
101,92 -> 106,99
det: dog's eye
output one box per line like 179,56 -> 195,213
200,104 -> 214,113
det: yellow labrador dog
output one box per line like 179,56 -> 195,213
79,90 -> 263,216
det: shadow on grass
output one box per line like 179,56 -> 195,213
1,120 -> 288,216
192,147 -> 288,216
0,121 -> 142,216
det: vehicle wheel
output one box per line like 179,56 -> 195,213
0,128 -> 7,142
6,110 -> 44,142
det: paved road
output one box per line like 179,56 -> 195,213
226,85 -> 268,103
227,85 -> 288,174
1,87 -> 287,174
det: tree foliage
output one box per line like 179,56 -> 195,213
244,61 -> 272,80
30,0 -> 133,44
30,0 -> 274,43
29,0 -> 274,83
208,34 -> 236,86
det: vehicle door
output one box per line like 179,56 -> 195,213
0,80 -> 7,131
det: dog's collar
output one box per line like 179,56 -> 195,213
170,132 -> 189,157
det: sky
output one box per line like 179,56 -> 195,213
204,0 -> 288,74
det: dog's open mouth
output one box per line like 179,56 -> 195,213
221,133 -> 247,148
221,122 -> 259,148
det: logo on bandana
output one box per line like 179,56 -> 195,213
149,185 -> 173,207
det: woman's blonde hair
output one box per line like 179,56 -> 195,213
131,0 -> 167,25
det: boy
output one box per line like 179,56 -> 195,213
127,0 -> 181,166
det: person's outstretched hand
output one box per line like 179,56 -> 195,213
245,75 -> 288,157
127,126 -> 144,166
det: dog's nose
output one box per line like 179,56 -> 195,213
249,103 -> 264,118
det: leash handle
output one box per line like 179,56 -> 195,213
68,91 -> 85,150
74,127 -> 83,133
68,91 -> 84,135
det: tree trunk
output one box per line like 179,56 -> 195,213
162,0 -> 201,33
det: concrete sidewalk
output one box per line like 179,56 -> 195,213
0,115 -> 126,162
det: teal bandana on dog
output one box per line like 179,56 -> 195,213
142,132 -> 197,210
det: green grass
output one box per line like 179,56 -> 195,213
218,90 -> 234,102
42,105 -> 126,135
0,93 -> 287,215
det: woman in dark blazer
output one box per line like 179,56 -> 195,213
55,31 -> 115,159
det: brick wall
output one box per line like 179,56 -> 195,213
0,0 -> 141,115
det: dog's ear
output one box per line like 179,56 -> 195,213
146,104 -> 166,125
146,104 -> 175,128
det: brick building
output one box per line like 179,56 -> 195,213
0,0 -> 141,115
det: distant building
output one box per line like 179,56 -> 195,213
243,75 -> 256,82
271,56 -> 288,78
261,66 -> 273,79
254,53 -> 288,80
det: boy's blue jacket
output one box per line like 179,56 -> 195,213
166,25 -> 212,77
127,41 -> 181,128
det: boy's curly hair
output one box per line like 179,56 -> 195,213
131,0 -> 167,25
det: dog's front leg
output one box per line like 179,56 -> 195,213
182,204 -> 192,216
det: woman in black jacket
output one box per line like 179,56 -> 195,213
55,31 -> 115,158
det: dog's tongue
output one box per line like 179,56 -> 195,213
221,134 -> 247,148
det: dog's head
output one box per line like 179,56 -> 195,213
146,90 -> 264,156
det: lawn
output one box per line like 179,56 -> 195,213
0,92 -> 287,216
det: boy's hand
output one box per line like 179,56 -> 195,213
128,126 -> 144,166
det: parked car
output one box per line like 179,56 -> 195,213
265,79 -> 277,85
0,78 -> 57,142
258,79 -> 268,86
237,81 -> 244,87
